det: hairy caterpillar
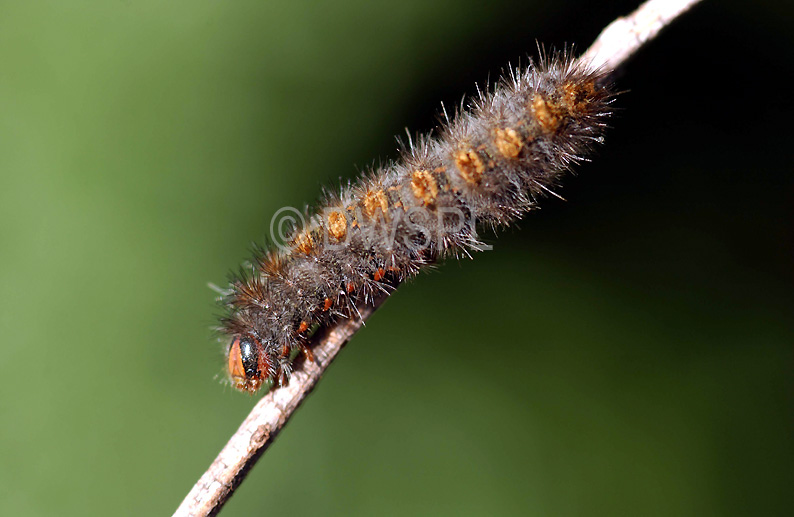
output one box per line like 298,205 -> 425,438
220,52 -> 614,393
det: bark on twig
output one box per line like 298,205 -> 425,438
174,1 -> 704,515
577,0 -> 703,72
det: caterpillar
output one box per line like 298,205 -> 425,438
219,52 -> 614,394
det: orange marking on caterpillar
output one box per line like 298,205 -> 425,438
455,148 -> 485,185
228,337 -> 246,381
346,282 -> 355,293
362,189 -> 389,219
494,128 -> 523,158
292,230 -> 315,255
410,169 -> 439,206
562,80 -> 596,111
532,94 -> 561,132
373,267 -> 386,281
327,211 -> 347,241
322,297 -> 332,311
297,321 -> 309,334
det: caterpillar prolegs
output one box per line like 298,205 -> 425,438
220,53 -> 614,393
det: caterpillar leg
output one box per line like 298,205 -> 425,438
299,342 -> 314,363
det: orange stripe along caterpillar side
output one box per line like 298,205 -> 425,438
219,52 -> 614,394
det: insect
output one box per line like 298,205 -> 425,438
219,52 -> 614,393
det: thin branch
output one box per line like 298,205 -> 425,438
173,1 -> 704,515
576,0 -> 703,72
175,293 -> 387,517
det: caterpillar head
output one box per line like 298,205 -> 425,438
227,335 -> 271,394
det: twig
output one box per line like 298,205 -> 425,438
175,293 -> 387,517
576,0 -> 703,72
173,1 -> 704,515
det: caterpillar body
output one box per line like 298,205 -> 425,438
221,53 -> 614,393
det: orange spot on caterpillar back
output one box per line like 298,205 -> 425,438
532,94 -> 561,132
297,320 -> 309,334
327,211 -> 347,241
562,79 -> 597,111
494,128 -> 524,158
455,148 -> 485,185
362,189 -> 389,219
292,230 -> 315,255
410,169 -> 439,206
373,267 -> 385,281
322,297 -> 332,311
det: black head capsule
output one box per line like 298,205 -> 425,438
227,335 -> 270,393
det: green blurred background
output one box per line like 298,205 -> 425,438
1,1 -> 792,515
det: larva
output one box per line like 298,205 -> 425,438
220,52 -> 614,393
